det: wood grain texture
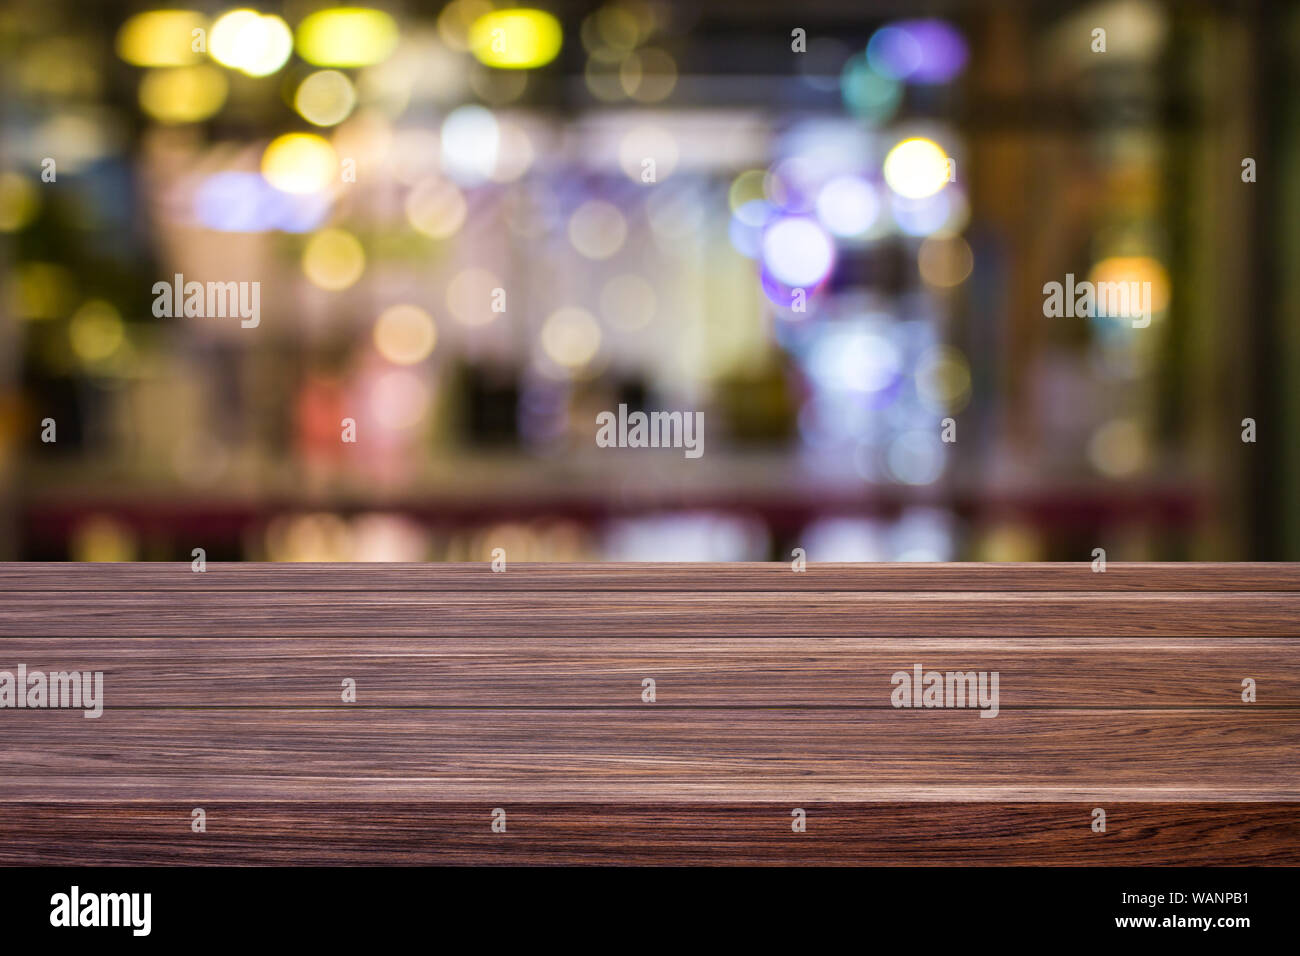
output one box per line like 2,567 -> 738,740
1,709 -> 1296,801
4,590 -> 1300,636
0,562 -> 1297,864
1,637 -> 1296,705
2,561 -> 1298,591
0,803 -> 1295,866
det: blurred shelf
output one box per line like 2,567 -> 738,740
11,454 -> 1207,536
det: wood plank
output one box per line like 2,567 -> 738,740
1,637 -> 1294,706
4,590 -> 1300,635
0,709 -> 1295,801
2,561 -> 1298,591
0,803 -> 1295,865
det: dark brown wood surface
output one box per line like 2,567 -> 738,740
0,562 -> 1297,864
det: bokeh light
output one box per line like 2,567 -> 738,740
469,9 -> 564,69
541,307 -> 602,368
815,175 -> 880,237
568,200 -> 628,259
116,10 -> 207,67
883,137 -> 951,199
295,70 -> 357,127
406,176 -> 468,239
209,10 -> 292,77
761,217 -> 835,287
138,65 -> 227,123
261,133 -> 338,194
296,7 -> 399,68
302,228 -> 366,291
373,304 -> 438,365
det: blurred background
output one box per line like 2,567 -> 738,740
0,0 -> 1296,562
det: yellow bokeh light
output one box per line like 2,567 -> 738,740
469,9 -> 563,69
296,7 -> 399,68
620,47 -> 677,103
405,177 -> 467,239
918,235 -> 974,288
72,516 -> 138,563
302,229 -> 366,291
373,304 -> 437,365
116,10 -> 207,67
12,262 -> 76,320
295,70 -> 357,127
139,65 -> 228,124
0,172 -> 39,232
209,9 -> 292,77
914,345 -> 972,413
261,133 -> 338,194
1088,255 -> 1171,314
1089,418 -> 1148,478
883,137 -> 951,199
69,299 -> 125,363
540,307 -> 601,368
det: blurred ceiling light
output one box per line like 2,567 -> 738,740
296,7 -> 398,67
302,228 -> 366,290
918,235 -> 974,288
600,273 -> 656,330
139,65 -> 228,123
117,10 -> 207,67
209,9 -> 292,76
883,136 -> 950,199
540,307 -> 601,368
620,47 -> 677,102
69,300 -> 125,363
373,304 -> 438,364
815,175 -> 879,238
469,9 -> 563,69
438,0 -> 495,52
446,267 -> 502,326
618,124 -> 678,181
295,70 -> 357,126
441,105 -> 500,185
0,172 -> 39,232
261,132 -> 338,194
761,217 -> 834,288
405,176 -> 467,239
567,199 -> 627,259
